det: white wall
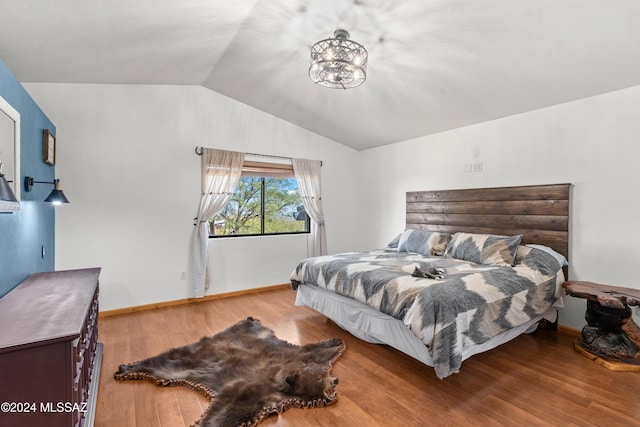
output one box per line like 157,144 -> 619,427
358,85 -> 640,330
24,83 -> 360,311
24,81 -> 640,329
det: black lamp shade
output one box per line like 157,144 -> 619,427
0,174 -> 18,202
44,188 -> 70,204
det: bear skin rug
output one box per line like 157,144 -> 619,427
114,317 -> 346,427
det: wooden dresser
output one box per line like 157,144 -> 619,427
0,268 -> 102,427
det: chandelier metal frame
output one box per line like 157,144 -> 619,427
309,29 -> 368,89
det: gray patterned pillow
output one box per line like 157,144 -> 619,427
385,233 -> 402,250
397,229 -> 452,256
444,232 -> 522,266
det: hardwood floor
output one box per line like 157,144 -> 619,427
96,288 -> 640,427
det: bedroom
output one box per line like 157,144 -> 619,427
1,1 -> 640,426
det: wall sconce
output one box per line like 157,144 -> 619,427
24,176 -> 70,204
0,161 -> 18,203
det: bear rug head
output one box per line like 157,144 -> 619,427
114,317 -> 345,427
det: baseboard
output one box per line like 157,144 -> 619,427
558,325 -> 581,337
98,283 -> 291,318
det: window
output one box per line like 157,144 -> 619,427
209,160 -> 309,237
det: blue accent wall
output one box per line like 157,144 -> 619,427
0,60 -> 56,297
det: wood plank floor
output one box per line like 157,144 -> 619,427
96,287 -> 640,427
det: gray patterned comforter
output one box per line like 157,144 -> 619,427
290,245 -> 565,378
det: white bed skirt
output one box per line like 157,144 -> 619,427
295,284 -> 556,372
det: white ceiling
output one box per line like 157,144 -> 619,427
1,0 -> 640,151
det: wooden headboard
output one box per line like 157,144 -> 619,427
406,184 -> 571,259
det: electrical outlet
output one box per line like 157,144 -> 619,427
179,271 -> 188,280
464,163 -> 473,173
473,162 -> 483,172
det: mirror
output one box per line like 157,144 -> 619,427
0,94 -> 20,212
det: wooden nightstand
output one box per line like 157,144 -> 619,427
563,280 -> 640,371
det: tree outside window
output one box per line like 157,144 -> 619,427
210,176 -> 309,237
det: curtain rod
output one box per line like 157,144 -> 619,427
194,147 -> 321,166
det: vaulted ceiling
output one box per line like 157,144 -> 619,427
2,0 -> 640,150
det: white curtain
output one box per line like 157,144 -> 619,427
189,148 -> 244,297
292,158 -> 327,257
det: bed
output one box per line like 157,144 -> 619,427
290,184 -> 570,379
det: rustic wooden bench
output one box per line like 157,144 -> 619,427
563,280 -> 640,371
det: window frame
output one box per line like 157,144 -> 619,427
208,161 -> 310,239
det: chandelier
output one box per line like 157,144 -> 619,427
309,29 -> 368,89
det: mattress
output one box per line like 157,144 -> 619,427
290,245 -> 565,378
295,283 -> 555,372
